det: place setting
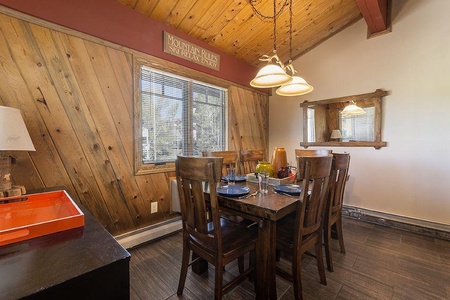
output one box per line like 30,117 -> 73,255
273,184 -> 302,197
217,185 -> 259,199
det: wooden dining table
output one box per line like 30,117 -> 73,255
216,181 -> 299,299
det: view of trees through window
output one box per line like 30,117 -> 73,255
140,67 -> 226,163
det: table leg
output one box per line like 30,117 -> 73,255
256,219 -> 277,300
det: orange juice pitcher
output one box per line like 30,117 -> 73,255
271,147 -> 288,178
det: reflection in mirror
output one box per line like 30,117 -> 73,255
307,107 -> 315,142
300,89 -> 388,149
340,106 -> 374,142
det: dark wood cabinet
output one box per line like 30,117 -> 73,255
0,188 -> 130,299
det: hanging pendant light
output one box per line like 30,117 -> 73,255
276,0 -> 313,96
249,0 -> 291,88
341,101 -> 366,115
250,53 -> 292,88
276,76 -> 313,95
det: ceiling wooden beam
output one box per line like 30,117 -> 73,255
355,0 -> 388,34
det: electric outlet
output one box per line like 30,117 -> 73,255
151,202 -> 158,213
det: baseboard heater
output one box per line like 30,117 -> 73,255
114,217 -> 182,249
343,205 -> 450,241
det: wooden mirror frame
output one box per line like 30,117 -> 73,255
300,89 -> 388,150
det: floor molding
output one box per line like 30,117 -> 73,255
114,217 -> 182,249
342,205 -> 450,241
115,206 -> 450,250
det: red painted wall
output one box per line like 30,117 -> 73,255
0,0 -> 259,88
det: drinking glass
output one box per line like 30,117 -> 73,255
258,172 -> 269,194
227,166 -> 236,185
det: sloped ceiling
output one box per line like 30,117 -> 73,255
116,0 -> 365,67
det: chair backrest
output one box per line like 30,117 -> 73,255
176,156 -> 223,250
295,149 -> 332,181
295,149 -> 332,157
202,150 -> 239,176
239,149 -> 265,175
327,153 -> 350,216
295,155 -> 332,243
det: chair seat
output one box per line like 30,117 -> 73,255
190,218 -> 258,260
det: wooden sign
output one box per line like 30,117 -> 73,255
163,31 -> 220,71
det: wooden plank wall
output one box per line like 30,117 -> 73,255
0,12 -> 269,235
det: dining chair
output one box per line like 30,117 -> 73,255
276,155 -> 332,300
324,153 -> 350,272
176,156 -> 257,300
202,150 -> 239,176
239,149 -> 266,175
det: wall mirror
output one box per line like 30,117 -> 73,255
300,89 -> 388,149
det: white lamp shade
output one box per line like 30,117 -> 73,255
250,64 -> 292,88
330,129 -> 343,139
276,76 -> 314,96
0,106 -> 36,151
341,104 -> 366,116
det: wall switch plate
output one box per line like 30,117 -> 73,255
151,202 -> 158,213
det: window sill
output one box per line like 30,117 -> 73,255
300,141 -> 387,150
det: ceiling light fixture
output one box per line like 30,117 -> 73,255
276,0 -> 313,96
249,0 -> 291,88
249,0 -> 313,96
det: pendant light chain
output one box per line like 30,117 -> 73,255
249,0 -> 290,52
273,0 -> 277,51
249,0 -> 289,20
289,0 -> 293,61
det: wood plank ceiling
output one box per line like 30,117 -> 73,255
116,0 -> 364,68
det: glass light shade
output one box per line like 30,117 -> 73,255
341,104 -> 366,116
330,129 -> 343,139
276,76 -> 314,96
0,106 -> 36,151
250,64 -> 292,88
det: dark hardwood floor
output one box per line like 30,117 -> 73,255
129,218 -> 450,299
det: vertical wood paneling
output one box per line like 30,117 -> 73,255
228,86 -> 269,154
62,35 -> 149,226
0,12 -> 268,235
0,16 -> 77,196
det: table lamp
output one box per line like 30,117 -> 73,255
0,106 -> 36,198
330,129 -> 343,142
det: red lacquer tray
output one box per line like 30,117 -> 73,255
0,190 -> 84,246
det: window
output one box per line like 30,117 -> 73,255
340,107 -> 375,142
137,66 -> 227,174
